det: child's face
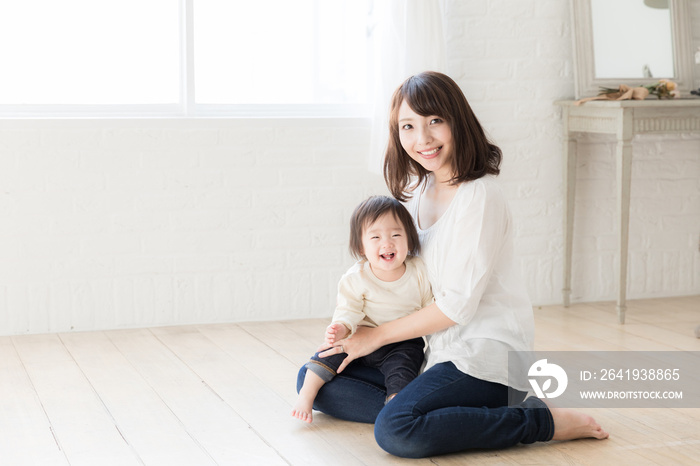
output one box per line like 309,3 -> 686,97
361,213 -> 409,282
397,99 -> 454,182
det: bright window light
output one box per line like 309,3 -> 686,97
0,0 -> 180,105
0,0 -> 371,114
194,0 -> 370,105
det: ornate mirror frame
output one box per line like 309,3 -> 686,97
570,0 -> 694,99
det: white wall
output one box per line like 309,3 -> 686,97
441,0 -> 700,304
1,0 -> 699,335
0,118 -> 386,334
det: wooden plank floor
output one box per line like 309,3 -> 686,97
1,296 -> 698,465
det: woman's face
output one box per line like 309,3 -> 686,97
397,99 -> 454,182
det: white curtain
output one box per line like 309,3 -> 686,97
368,0 -> 447,174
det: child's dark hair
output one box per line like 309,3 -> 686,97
384,71 -> 502,201
348,195 -> 420,260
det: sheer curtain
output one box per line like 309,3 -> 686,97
368,0 -> 447,174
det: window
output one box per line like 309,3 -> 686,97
0,0 -> 372,116
0,1 -> 180,106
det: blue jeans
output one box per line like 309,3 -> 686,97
306,338 -> 424,397
296,361 -> 554,458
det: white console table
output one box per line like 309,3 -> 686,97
555,99 -> 700,324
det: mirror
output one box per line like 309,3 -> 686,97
570,0 -> 693,99
592,0 -> 673,79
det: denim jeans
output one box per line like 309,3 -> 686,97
306,338 -> 424,397
296,361 -> 554,458
297,360 -> 387,423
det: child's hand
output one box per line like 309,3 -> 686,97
325,322 -> 349,345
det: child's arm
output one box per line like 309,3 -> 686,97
329,267 -> 365,338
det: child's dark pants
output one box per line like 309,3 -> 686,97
306,337 -> 425,397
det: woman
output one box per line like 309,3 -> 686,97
297,71 -> 608,458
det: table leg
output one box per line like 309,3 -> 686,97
563,135 -> 577,307
615,121 -> 633,324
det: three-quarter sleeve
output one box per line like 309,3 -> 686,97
432,181 -> 509,326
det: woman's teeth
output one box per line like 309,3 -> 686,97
420,147 -> 439,156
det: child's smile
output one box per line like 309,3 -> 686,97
361,213 -> 409,282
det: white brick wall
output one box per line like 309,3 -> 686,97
567,134 -> 700,301
441,0 -> 700,306
1,0 -> 699,335
0,119 -> 387,334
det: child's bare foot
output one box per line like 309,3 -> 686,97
293,370 -> 326,424
291,394 -> 314,423
550,407 -> 609,441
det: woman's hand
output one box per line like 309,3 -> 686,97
317,326 -> 383,373
317,304 -> 455,374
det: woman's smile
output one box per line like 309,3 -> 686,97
417,146 -> 442,159
397,100 -> 454,182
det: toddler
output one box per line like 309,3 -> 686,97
291,195 -> 433,423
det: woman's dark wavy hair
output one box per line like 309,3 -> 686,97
383,71 -> 502,201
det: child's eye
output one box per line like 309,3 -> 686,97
392,234 -> 402,237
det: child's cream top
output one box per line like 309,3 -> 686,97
406,175 -> 534,391
333,256 -> 434,335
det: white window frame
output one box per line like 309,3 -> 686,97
0,0 -> 372,118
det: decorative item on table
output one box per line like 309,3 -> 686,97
599,79 -> 679,99
575,79 -> 679,105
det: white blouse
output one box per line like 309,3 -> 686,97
406,175 -> 534,391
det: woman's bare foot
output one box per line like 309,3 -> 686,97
550,407 -> 609,441
291,395 -> 314,423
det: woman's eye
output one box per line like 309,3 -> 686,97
430,118 -> 443,124
401,124 -> 413,130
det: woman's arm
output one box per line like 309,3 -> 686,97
371,302 -> 455,346
320,302 -> 456,374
